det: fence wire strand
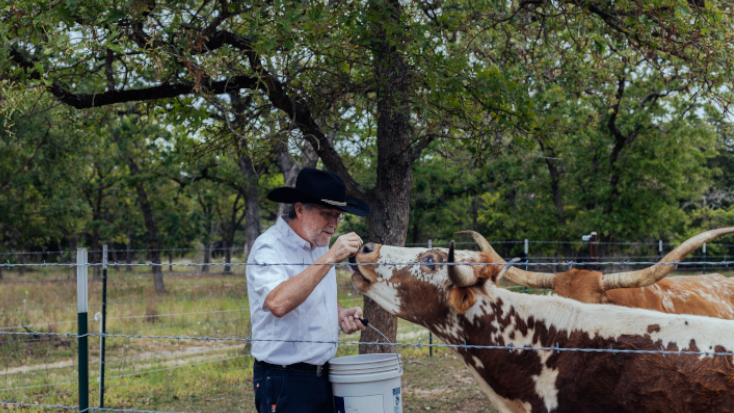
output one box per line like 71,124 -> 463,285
3,260 -> 734,269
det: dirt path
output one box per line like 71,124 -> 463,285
1,344 -> 241,376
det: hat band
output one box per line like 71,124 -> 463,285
320,199 -> 347,207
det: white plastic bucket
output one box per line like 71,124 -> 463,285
330,354 -> 403,413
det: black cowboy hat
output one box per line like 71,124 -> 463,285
267,168 -> 370,216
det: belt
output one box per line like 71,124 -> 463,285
254,360 -> 328,377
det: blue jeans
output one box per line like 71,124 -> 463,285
253,363 -> 334,413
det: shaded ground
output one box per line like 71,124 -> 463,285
401,355 -> 498,413
156,353 -> 498,413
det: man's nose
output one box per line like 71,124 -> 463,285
360,243 -> 375,254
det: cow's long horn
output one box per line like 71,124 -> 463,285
455,231 -> 554,289
601,228 -> 734,290
448,240 -> 478,287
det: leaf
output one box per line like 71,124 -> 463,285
100,9 -> 126,24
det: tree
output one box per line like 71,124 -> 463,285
112,114 -> 180,293
3,0 -> 733,348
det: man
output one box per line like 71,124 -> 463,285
246,168 -> 370,413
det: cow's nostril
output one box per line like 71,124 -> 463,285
361,242 -> 375,254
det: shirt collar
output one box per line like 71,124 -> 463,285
275,215 -> 315,251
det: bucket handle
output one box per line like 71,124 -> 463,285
358,318 -> 403,374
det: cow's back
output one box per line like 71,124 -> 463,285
605,273 -> 734,319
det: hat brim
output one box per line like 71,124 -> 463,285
267,187 -> 370,217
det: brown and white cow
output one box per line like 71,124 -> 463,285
350,242 -> 734,413
458,229 -> 734,319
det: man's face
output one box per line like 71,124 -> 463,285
298,204 -> 343,247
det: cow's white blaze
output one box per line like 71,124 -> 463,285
373,247 -> 422,281
533,350 -> 559,411
366,282 -> 402,315
472,355 -> 485,369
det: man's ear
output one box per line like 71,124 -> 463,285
449,287 -> 477,314
294,202 -> 304,218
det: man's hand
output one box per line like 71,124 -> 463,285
338,306 -> 366,334
328,232 -> 363,262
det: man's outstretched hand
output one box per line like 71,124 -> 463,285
328,232 -> 363,262
338,306 -> 366,334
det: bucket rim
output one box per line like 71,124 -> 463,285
329,353 -> 401,366
329,368 -> 403,384
330,365 -> 399,372
329,359 -> 399,370
330,365 -> 401,375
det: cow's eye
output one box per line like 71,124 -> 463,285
422,256 -> 435,271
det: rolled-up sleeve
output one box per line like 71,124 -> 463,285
247,242 -> 290,312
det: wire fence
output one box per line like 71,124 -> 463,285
3,247 -> 734,413
1,330 -> 732,357
7,236 -> 734,255
2,259 -> 734,268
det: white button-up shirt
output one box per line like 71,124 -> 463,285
246,216 -> 339,365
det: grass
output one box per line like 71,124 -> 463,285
0,262 -> 497,412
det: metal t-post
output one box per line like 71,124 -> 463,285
703,243 -> 707,274
77,248 -> 89,412
100,245 -> 108,408
428,239 -> 432,357
658,240 -> 663,262
524,239 -> 529,293
589,232 -> 598,271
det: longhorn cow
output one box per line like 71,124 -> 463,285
458,229 -> 734,319
350,242 -> 734,412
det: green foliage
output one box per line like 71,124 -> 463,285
1,0 -> 734,257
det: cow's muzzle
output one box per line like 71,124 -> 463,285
348,243 -> 375,281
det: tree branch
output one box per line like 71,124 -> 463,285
46,75 -> 259,109
411,135 -> 436,162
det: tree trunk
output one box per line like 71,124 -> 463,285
412,211 -> 420,245
126,230 -> 133,273
91,232 -> 101,279
238,152 -> 261,258
112,246 -> 120,272
127,157 -> 166,294
537,139 -> 566,225
201,222 -> 212,274
227,93 -> 263,257
224,245 -> 232,274
203,241 -> 212,274
471,197 -> 480,232
225,199 -> 246,275
90,184 -> 104,279
17,252 -> 24,277
358,0 -> 413,354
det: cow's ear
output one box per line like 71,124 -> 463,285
449,287 -> 477,314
